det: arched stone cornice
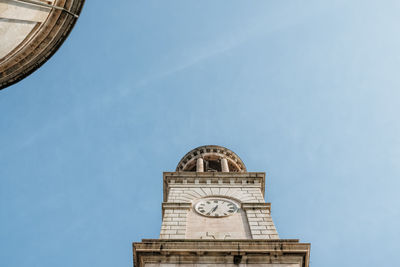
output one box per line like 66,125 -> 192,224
176,145 -> 247,172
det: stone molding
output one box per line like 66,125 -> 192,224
163,172 -> 266,202
162,202 -> 192,209
133,240 -> 310,267
242,202 -> 271,211
166,187 -> 265,204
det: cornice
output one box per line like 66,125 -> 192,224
163,172 -> 266,202
133,240 -> 310,267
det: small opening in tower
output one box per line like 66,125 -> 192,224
206,160 -> 222,172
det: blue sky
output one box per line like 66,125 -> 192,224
1,0 -> 400,266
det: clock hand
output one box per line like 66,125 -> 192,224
211,205 -> 218,213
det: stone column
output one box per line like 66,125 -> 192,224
160,203 -> 190,239
221,158 -> 229,172
196,158 -> 204,172
242,203 -> 279,239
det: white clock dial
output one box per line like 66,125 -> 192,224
194,198 -> 238,217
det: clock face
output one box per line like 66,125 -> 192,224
194,198 -> 239,217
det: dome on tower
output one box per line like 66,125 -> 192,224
176,145 -> 246,172
0,0 -> 85,89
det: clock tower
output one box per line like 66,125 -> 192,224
133,145 -> 310,267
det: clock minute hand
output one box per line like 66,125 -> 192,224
211,205 -> 218,213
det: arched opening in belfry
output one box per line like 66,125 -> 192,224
184,158 -> 222,172
205,159 -> 222,172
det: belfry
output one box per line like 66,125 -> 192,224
133,145 -> 310,267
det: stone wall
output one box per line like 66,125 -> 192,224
160,173 -> 279,240
186,208 -> 251,239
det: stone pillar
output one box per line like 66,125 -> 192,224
221,158 -> 229,172
242,203 -> 279,239
160,203 -> 190,239
196,158 -> 204,172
